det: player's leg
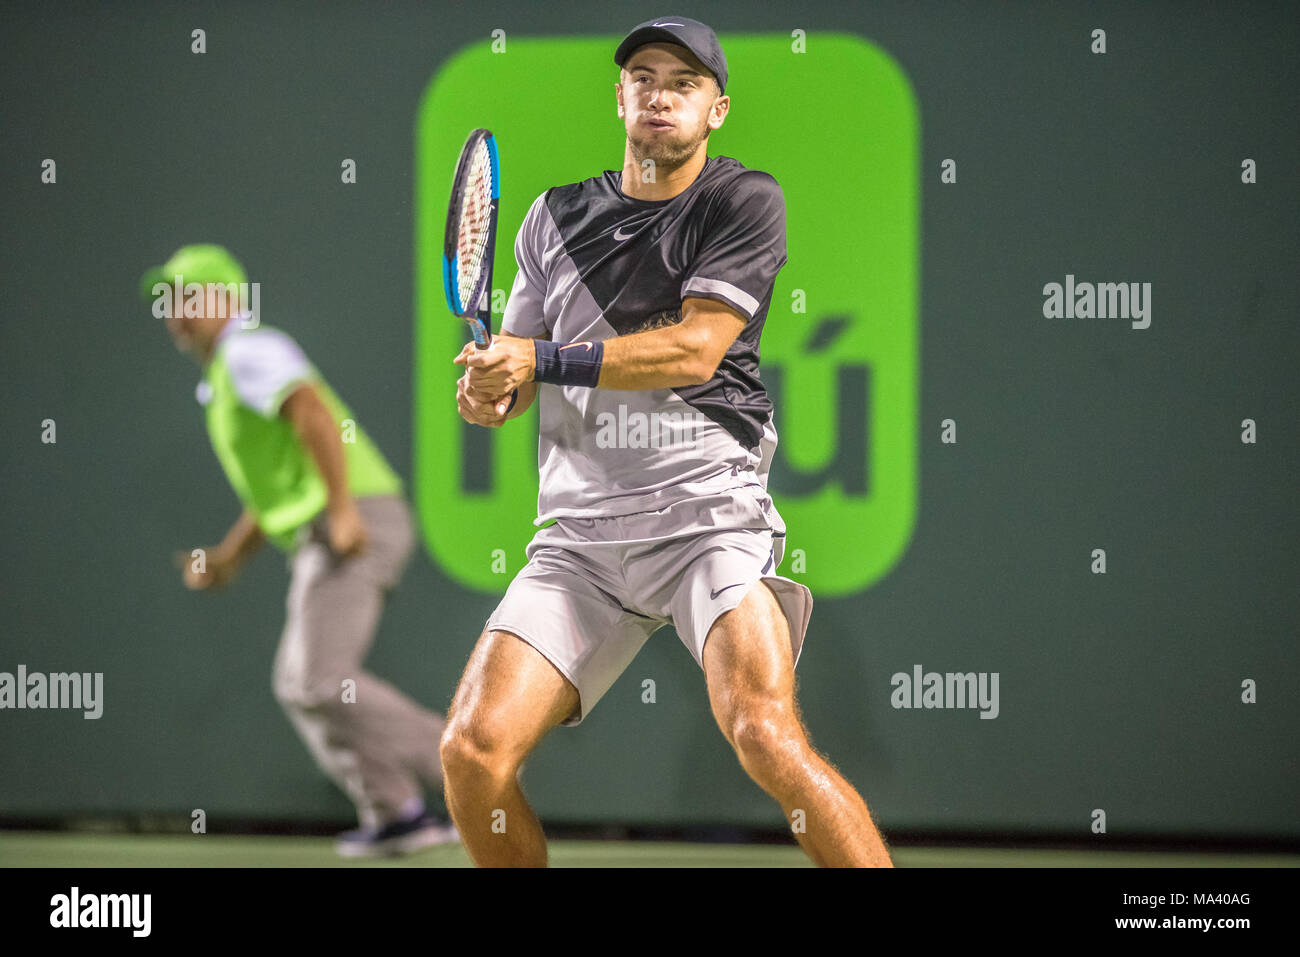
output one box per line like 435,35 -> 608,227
442,526 -> 662,867
439,627 -> 579,867
701,579 -> 893,867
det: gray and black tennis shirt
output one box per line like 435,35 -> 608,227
500,154 -> 788,526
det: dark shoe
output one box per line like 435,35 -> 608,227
335,812 -> 459,858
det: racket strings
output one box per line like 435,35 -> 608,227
457,142 -> 495,307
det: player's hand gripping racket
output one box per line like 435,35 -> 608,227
443,128 -> 500,349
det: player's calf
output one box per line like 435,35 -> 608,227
439,628 -> 579,866
703,583 -> 894,867
440,720 -> 548,867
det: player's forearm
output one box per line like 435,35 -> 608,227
593,325 -> 714,390
505,380 -> 538,418
467,315 -> 729,396
217,509 -> 264,563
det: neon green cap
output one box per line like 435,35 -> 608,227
140,244 -> 247,301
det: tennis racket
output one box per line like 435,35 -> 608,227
443,128 -> 500,349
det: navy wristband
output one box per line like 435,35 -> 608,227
534,339 -> 604,388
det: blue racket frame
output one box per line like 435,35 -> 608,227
442,128 -> 500,348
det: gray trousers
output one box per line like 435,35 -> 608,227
272,495 -> 445,828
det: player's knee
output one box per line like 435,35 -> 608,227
440,717 -> 519,785
729,705 -> 799,776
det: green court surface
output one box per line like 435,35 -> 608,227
1,831 -> 1295,868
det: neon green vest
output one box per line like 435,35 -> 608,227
203,334 -> 402,550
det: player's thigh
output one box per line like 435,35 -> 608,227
446,626 -> 580,763
701,581 -> 800,743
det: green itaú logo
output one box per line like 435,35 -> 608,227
415,33 -> 918,597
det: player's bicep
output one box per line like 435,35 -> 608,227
681,296 -> 746,376
680,172 -> 787,324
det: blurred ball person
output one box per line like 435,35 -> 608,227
143,244 -> 456,857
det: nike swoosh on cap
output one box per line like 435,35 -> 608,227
653,21 -> 685,26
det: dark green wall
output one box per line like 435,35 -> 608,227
2,1 -> 1296,838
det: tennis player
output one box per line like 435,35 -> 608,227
146,244 -> 456,856
445,17 -> 893,867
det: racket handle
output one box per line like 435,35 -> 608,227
469,318 -> 492,349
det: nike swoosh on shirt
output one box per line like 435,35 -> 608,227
710,583 -> 746,600
613,225 -> 638,241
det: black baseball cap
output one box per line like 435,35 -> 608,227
614,16 -> 728,94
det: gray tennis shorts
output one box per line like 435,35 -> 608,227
485,484 -> 813,725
